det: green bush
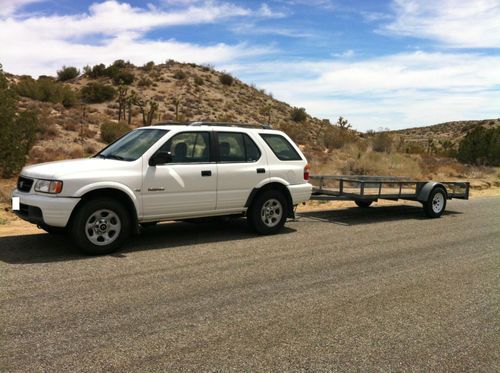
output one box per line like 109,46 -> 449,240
174,70 -> 187,80
194,76 -> 204,85
57,66 -> 80,81
143,61 -> 155,71
0,65 -> 38,177
219,73 -> 233,86
15,77 -> 78,107
81,82 -> 116,103
372,132 -> 393,153
457,126 -> 500,166
100,122 -> 130,143
291,107 -> 307,122
112,70 -> 135,85
86,63 -> 107,78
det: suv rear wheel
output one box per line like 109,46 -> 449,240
70,198 -> 131,255
248,190 -> 288,235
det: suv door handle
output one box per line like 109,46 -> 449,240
201,170 -> 212,177
256,168 -> 266,174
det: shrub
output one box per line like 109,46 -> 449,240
291,107 -> 307,122
143,61 -> 155,71
57,66 -> 80,81
15,77 -> 78,107
81,82 -> 116,103
173,70 -> 187,80
112,70 -> 135,85
194,76 -> 204,85
457,126 -> 500,166
100,122 -> 130,143
372,132 -> 393,153
138,76 -> 153,87
323,125 -> 357,149
219,73 -> 233,86
86,63 -> 107,78
0,65 -> 38,177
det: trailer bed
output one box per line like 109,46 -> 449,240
309,175 -> 469,218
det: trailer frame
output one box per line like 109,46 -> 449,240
309,175 -> 469,217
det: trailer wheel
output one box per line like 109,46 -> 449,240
423,187 -> 447,218
355,200 -> 373,208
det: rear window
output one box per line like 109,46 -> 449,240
260,134 -> 302,161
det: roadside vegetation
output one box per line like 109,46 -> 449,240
0,59 -> 499,213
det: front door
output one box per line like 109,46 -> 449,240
142,131 -> 216,219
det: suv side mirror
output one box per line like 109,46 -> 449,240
149,151 -> 172,166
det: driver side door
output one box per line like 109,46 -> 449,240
141,131 -> 217,219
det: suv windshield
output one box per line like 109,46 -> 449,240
96,129 -> 168,161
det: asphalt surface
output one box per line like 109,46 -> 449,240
1,197 -> 499,372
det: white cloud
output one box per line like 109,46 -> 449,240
380,0 -> 500,48
0,0 -> 276,76
227,51 -> 500,130
0,0 -> 44,16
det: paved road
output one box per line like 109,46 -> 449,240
1,197 -> 499,372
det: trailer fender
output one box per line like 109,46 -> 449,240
417,182 -> 447,202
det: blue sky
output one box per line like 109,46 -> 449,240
0,0 -> 499,130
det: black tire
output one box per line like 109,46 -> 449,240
39,224 -> 66,235
140,221 -> 158,228
355,200 -> 373,208
247,189 -> 288,235
423,187 -> 447,218
70,198 -> 131,255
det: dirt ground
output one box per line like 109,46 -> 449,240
1,187 -> 499,238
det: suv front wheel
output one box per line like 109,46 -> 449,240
248,190 -> 288,235
70,198 -> 131,255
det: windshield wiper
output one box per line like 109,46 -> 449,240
96,154 -> 127,161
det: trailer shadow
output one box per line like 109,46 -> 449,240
297,204 -> 462,226
0,219 -> 295,265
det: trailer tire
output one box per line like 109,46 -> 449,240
355,200 -> 373,208
423,187 -> 447,218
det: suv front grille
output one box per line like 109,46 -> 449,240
17,176 -> 34,192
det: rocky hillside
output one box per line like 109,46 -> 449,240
8,60 -> 328,165
391,118 -> 500,151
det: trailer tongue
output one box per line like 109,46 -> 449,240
309,175 -> 469,218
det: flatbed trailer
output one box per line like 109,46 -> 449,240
309,175 -> 470,218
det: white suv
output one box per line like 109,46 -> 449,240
12,122 -> 312,254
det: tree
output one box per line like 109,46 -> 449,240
134,95 -> 159,126
116,84 -> 128,121
336,116 -> 352,130
0,65 -> 38,177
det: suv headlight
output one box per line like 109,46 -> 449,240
34,179 -> 63,194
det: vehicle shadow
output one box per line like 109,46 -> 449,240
0,219 -> 296,265
297,204 -> 462,226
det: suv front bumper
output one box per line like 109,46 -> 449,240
12,189 -> 80,228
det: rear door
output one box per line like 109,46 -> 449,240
215,131 -> 269,210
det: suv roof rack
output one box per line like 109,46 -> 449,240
189,121 -> 273,130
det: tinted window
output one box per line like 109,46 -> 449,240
97,129 -> 168,161
158,132 -> 210,163
218,132 -> 261,162
260,134 -> 302,161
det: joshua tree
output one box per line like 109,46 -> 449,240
173,96 -> 182,121
336,116 -> 351,130
134,95 -> 158,126
116,84 -> 128,121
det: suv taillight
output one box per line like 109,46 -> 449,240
304,164 -> 310,181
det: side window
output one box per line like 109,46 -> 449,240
218,132 -> 261,162
260,133 -> 302,161
158,132 -> 210,163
